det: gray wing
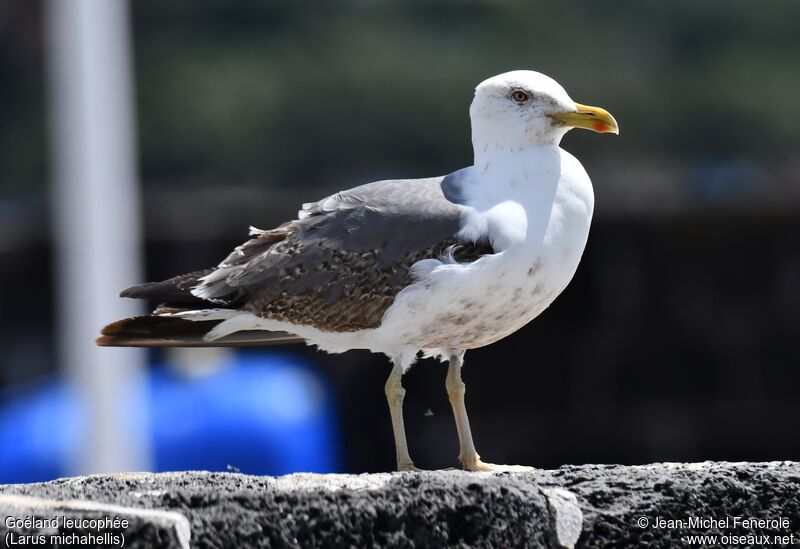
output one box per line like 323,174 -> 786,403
194,172 -> 492,332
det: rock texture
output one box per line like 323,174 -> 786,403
1,462 -> 798,548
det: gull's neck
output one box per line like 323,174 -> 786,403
473,143 -> 557,168
472,132 -> 568,170
457,143 -> 565,215
472,141 -> 564,180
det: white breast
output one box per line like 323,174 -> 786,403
372,147 -> 594,356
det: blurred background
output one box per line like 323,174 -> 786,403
1,0 -> 799,482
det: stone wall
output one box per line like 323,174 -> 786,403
1,462 -> 798,548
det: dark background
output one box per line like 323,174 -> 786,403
1,0 -> 799,473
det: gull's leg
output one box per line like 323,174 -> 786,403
445,352 -> 478,465
446,352 -> 534,472
385,359 -> 419,472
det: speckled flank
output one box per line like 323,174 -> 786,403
414,275 -> 555,351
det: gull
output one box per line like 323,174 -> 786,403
98,70 -> 618,472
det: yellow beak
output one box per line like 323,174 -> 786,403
551,103 -> 619,135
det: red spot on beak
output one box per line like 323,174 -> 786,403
593,121 -> 607,132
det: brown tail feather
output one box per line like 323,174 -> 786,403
96,315 -> 303,348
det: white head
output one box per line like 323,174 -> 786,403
470,70 -> 618,153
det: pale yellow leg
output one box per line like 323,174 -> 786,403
385,363 -> 419,472
446,353 -> 534,472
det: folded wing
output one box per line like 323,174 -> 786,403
98,174 -> 492,347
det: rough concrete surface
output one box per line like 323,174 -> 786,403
1,462 -> 798,548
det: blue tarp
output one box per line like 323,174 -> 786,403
0,351 -> 339,484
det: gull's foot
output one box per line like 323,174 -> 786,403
396,460 -> 424,472
396,462 -> 457,472
460,454 -> 534,473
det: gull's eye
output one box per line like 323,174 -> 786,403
511,90 -> 530,104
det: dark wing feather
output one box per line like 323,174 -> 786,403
120,269 -> 217,307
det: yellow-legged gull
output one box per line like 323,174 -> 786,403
98,70 -> 618,471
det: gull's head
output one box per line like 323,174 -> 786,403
470,70 -> 618,150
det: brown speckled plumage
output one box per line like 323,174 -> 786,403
245,237 -> 492,332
